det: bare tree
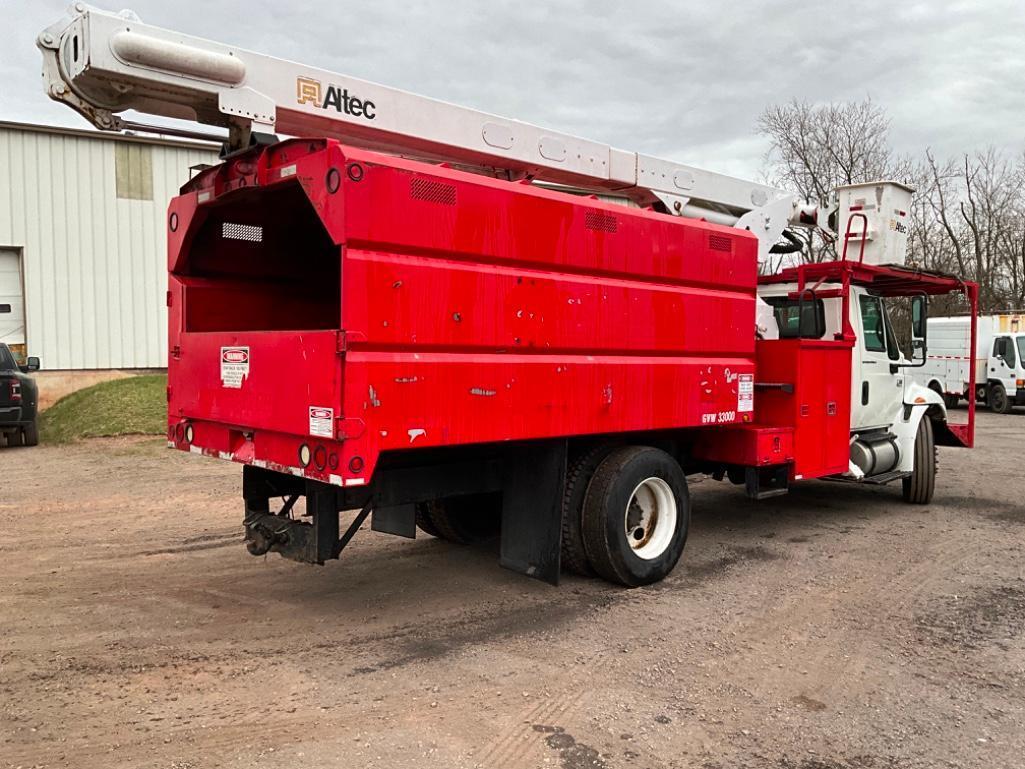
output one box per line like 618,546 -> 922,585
758,98 -> 909,263
759,99 -> 1025,307
923,147 -> 1025,311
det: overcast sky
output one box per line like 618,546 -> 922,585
5,1 -> 1024,179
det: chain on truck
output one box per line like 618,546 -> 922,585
39,4 -> 979,586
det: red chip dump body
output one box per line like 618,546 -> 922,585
167,140 -> 759,486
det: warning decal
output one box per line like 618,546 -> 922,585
738,373 -> 754,412
220,346 -> 250,389
309,406 -> 334,438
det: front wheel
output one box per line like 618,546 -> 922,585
943,393 -> 959,410
581,446 -> 689,587
990,383 -> 1011,414
902,416 -> 936,504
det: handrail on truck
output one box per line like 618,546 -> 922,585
840,212 -> 870,265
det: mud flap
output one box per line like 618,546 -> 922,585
745,464 -> 790,500
499,441 -> 567,585
372,503 -> 417,538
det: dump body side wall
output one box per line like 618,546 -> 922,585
333,149 -> 758,481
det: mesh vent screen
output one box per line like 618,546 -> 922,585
410,178 -> 456,205
708,234 -> 733,252
584,210 -> 618,233
222,222 -> 263,242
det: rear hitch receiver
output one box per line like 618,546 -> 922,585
242,467 -> 372,565
244,518 -> 290,556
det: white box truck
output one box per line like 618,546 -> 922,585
915,313 -> 1025,413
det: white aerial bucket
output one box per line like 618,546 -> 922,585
835,181 -> 914,267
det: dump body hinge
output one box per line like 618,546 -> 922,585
336,330 -> 366,353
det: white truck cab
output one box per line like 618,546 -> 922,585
915,314 -> 1025,413
759,283 -> 945,479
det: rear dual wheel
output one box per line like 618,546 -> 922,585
568,446 -> 690,587
0,422 -> 37,448
417,445 -> 690,586
415,493 -> 502,544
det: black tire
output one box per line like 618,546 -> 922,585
943,393 -> 959,410
22,420 -> 39,447
414,503 -> 442,538
902,416 -> 937,504
560,445 -> 616,577
990,383 -> 1011,414
581,446 -> 689,587
415,493 -> 502,545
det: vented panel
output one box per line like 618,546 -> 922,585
584,210 -> 618,233
222,222 -> 263,242
410,178 -> 457,205
708,234 -> 733,253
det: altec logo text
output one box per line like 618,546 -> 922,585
297,77 -> 376,120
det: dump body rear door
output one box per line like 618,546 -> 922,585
169,330 -> 340,439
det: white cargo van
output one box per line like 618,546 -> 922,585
915,314 -> 1025,413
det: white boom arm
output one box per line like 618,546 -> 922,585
38,4 -> 821,258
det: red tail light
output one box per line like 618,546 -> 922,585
9,380 -> 21,402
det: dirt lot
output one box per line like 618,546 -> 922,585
2,411 -> 1023,769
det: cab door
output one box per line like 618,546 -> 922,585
851,292 -> 904,429
990,336 -> 1017,391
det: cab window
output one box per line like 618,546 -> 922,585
995,337 -> 1017,368
859,295 -> 886,353
882,302 -> 901,361
763,296 -> 826,339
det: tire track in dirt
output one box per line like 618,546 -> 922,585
740,525 -> 977,709
475,661 -> 596,769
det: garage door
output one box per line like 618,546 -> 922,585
0,248 -> 26,360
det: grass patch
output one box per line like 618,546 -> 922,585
40,374 -> 167,444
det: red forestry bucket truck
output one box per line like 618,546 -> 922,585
39,5 -> 977,586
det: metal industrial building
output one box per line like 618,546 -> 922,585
0,121 -> 218,374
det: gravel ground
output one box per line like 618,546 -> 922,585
1,410 -> 1023,769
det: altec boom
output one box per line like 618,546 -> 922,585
40,5 -> 977,586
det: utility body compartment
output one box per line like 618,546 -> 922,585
695,338 -> 853,481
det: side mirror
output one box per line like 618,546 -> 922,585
26,356 -> 40,372
904,294 -> 928,366
911,295 -> 927,341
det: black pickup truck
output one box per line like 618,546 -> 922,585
0,343 -> 40,447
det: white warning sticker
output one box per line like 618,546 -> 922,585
309,406 -> 334,438
738,373 -> 754,412
220,346 -> 250,389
